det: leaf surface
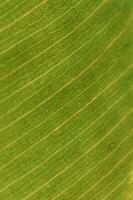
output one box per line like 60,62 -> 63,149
0,0 -> 132,200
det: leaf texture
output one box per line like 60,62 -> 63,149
0,0 -> 132,200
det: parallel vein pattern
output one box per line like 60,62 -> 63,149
0,0 -> 132,200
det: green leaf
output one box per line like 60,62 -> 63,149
0,0 -> 132,199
